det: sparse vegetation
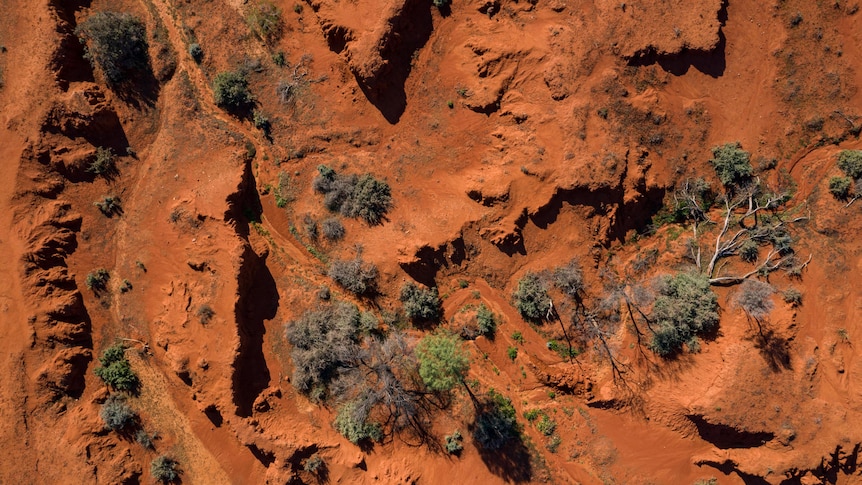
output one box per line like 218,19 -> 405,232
415,331 -> 469,392
188,43 -> 203,63
649,273 -> 719,357
100,395 -> 136,430
400,282 -> 441,322
196,304 -> 215,324
76,12 -> 150,85
85,268 -> 110,292
150,455 -> 179,483
94,343 -> 139,392
88,147 -> 115,175
213,70 -> 254,113
246,1 -> 283,44
536,414 -> 557,436
783,288 -> 802,307
445,430 -> 464,454
252,109 -> 270,132
313,166 -> 393,225
709,142 -> 753,187
553,259 -> 584,299
328,254 -> 378,296
513,272 -> 550,321
95,195 -> 122,217
304,454 -> 324,473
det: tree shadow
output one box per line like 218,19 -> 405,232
476,439 -> 533,483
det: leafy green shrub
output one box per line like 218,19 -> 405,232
328,255 -> 378,296
553,259 -> 583,299
416,331 -> 469,392
94,343 -> 140,392
506,346 -> 518,361
334,400 -> 382,444
513,272 -> 549,321
400,282 -> 441,321
512,331 -> 524,344
285,302 -> 360,398
246,1 -> 283,44
85,268 -> 110,292
649,273 -> 719,357
313,166 -> 392,225
709,142 -> 753,187
76,12 -> 150,85
829,176 -> 852,199
523,409 -> 539,422
150,455 -> 179,483
473,389 -> 520,450
100,395 -> 136,430
736,279 -> 774,321
88,147 -> 115,175
321,217 -> 345,241
444,430 -> 463,454
213,70 -> 254,113
838,150 -> 862,179
476,304 -> 497,336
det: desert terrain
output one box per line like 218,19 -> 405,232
0,0 -> 861,483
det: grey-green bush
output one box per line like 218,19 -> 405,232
649,273 -> 719,357
829,176 -> 852,199
513,272 -> 549,321
100,395 -> 136,430
151,455 -> 179,483
213,70 -> 254,112
400,282 -> 441,321
838,150 -> 862,179
328,256 -> 378,296
334,400 -> 382,444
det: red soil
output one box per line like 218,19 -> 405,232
1,0 -> 862,483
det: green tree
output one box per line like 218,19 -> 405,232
76,12 -> 150,85
709,142 -> 753,187
415,332 -> 469,392
94,343 -> 140,392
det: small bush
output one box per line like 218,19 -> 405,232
782,288 -> 802,307
513,272 -> 549,321
473,389 -> 520,450
95,195 -> 122,216
85,268 -> 110,292
304,454 -> 324,473
313,166 -> 392,225
553,259 -> 584,299
739,240 -> 759,263
213,70 -> 254,113
829,176 -> 852,199
151,455 -> 179,483
328,256 -> 378,296
710,142 -> 753,187
94,343 -> 139,392
88,147 -> 116,175
196,304 -> 214,324
334,400 -> 382,444
400,282 -> 441,321
100,395 -> 136,430
523,409 -> 539,422
188,43 -> 203,63
76,12 -> 150,85
649,273 -> 719,357
445,430 -> 463,454
252,109 -> 270,132
536,414 -> 556,436
476,304 -> 497,336
737,279 -> 774,321
506,346 -> 518,361
416,331 -> 469,392
246,1 -> 283,44
136,429 -> 154,449
838,150 -> 862,179
321,218 -> 345,241
433,0 -> 451,8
